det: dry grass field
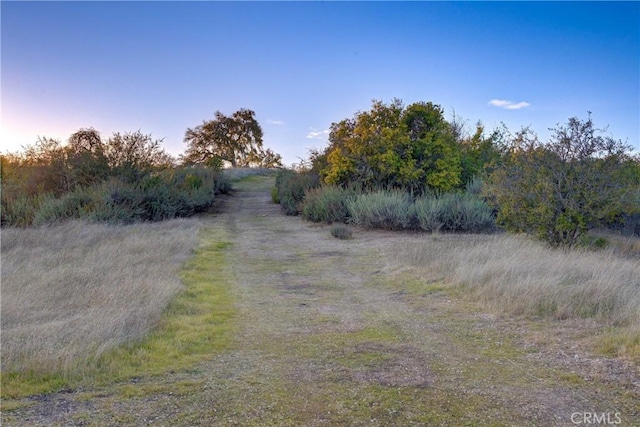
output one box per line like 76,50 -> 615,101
2,175 -> 638,425
1,219 -> 202,377
385,232 -> 640,361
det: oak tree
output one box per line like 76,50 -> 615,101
183,109 -> 275,167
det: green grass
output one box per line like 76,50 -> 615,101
1,227 -> 237,399
92,228 -> 237,378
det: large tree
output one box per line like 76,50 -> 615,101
320,99 -> 462,193
487,115 -> 637,247
183,109 -> 278,167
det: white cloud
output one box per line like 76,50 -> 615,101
306,128 -> 330,140
266,119 -> 284,125
488,99 -> 530,110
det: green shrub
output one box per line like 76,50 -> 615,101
302,186 -> 352,224
330,225 -> 353,240
274,170 -> 320,215
0,194 -> 46,227
413,197 -> 445,232
414,193 -> 494,232
29,167 -> 222,226
346,191 -> 415,230
33,190 -> 95,225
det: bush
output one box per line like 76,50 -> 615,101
274,170 -> 320,215
271,186 -> 280,204
302,186 -> 352,223
295,185 -> 494,233
330,225 -> 353,240
414,193 -> 494,232
33,190 -> 95,225
347,191 -> 415,230
413,197 -> 445,232
22,167 -> 224,226
487,116 -> 636,248
1,194 -> 46,227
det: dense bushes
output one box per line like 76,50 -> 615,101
275,175 -> 495,233
273,170 -> 320,215
414,192 -> 494,232
0,125 -> 241,227
347,191 -> 415,230
302,186 -> 352,223
305,100 -> 640,246
2,167 -> 230,227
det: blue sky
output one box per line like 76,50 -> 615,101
2,1 -> 639,166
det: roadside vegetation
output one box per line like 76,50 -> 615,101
271,99 -> 640,361
386,233 -> 640,360
1,109 -> 283,228
273,99 -> 640,248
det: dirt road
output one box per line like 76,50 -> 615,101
4,176 -> 639,426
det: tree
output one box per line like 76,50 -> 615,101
458,122 -> 505,184
18,136 -> 69,195
105,130 -> 173,181
183,109 -> 273,167
66,128 -> 110,188
487,114 -> 636,247
257,148 -> 283,168
320,99 -> 462,193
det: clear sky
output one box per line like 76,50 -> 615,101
2,1 -> 639,166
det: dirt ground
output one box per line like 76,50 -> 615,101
3,176 -> 639,426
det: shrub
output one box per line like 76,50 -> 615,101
1,194 -> 46,227
274,170 -> 320,215
33,190 -> 95,225
271,186 -> 280,204
346,191 -> 415,230
302,186 -> 352,224
414,193 -> 494,232
27,167 -> 223,226
487,116 -> 636,248
413,197 -> 445,232
330,225 -> 353,240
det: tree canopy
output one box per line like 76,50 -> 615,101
183,109 -> 282,168
487,114 -> 638,247
317,99 -> 463,193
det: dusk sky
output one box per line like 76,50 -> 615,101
2,1 -> 639,166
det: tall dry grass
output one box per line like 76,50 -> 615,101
1,219 -> 202,375
387,234 -> 640,326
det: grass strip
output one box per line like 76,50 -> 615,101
1,226 -> 236,399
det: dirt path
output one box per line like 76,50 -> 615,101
4,176 -> 639,426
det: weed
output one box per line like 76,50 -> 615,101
330,225 -> 353,240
